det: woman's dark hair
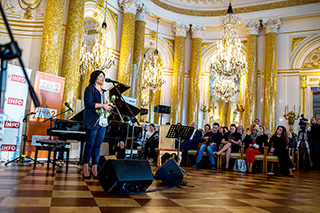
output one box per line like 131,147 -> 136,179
204,124 -> 211,130
276,125 -> 289,143
89,70 -> 105,85
149,124 -> 155,128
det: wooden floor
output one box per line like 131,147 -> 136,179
0,161 -> 319,213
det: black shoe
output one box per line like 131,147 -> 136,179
192,164 -> 199,169
210,164 -> 216,170
82,173 -> 91,180
214,152 -> 221,157
91,172 -> 98,179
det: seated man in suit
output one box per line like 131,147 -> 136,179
180,121 -> 202,166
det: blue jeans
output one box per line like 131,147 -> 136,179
196,144 -> 218,165
83,126 -> 106,165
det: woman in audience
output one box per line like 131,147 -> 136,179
258,125 -> 269,148
237,126 -> 246,144
144,124 -> 159,163
269,126 -> 295,177
215,124 -> 241,170
244,124 -> 263,173
223,126 -> 229,135
218,126 -> 224,135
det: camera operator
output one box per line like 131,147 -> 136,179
303,117 -> 320,169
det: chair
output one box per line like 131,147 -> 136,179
157,125 -> 182,166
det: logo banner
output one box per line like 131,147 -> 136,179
0,65 -> 31,161
27,71 -> 65,150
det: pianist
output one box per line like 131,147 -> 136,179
82,70 -> 113,179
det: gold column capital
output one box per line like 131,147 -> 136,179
301,76 -> 307,89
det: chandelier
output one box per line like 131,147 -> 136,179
79,12 -> 114,76
211,76 -> 237,102
142,18 -> 165,91
210,1 -> 246,101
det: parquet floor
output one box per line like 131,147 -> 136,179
0,162 -> 319,213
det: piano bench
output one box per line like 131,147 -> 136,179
34,140 -> 70,173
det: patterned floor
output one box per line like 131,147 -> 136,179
0,161 -> 319,213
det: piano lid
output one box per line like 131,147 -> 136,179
68,108 -> 84,121
109,82 -> 130,97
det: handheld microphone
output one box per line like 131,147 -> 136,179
105,78 -> 119,84
65,102 -> 74,112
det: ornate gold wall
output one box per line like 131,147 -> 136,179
39,0 -> 65,75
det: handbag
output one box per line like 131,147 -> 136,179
233,159 -> 247,173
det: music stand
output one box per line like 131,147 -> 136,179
166,125 -> 194,176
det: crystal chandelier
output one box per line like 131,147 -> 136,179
211,76 -> 237,102
210,1 -> 247,101
142,18 -> 165,91
79,10 -> 114,76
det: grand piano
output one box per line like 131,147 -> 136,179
47,82 -> 143,163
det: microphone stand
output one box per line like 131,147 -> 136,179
0,4 -> 40,143
111,82 -> 140,159
5,113 -> 44,166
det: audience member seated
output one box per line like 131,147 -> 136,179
244,124 -> 263,173
144,124 -> 159,163
269,126 -> 296,177
180,121 -> 202,166
304,117 -> 320,169
258,125 -> 269,147
215,124 -> 241,170
237,125 -> 246,144
193,123 -> 223,170
218,126 -> 224,135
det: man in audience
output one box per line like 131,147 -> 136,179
307,118 -> 320,169
180,121 -> 202,166
193,123 -> 223,170
255,118 -> 260,125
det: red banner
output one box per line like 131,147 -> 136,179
26,71 -> 65,158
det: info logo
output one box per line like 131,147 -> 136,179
4,121 -> 20,129
1,145 -> 17,151
8,74 -> 26,84
5,97 -> 24,106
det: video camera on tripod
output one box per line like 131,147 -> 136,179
298,114 -> 308,131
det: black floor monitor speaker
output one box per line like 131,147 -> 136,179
155,159 -> 183,186
98,159 -> 153,194
154,105 -> 171,114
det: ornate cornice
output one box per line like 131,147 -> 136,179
150,0 -> 320,17
244,20 -> 261,35
136,3 -> 150,21
190,24 -> 206,39
118,0 -> 137,14
172,22 -> 188,37
263,17 -> 281,33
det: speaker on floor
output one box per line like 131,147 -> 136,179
98,159 -> 153,194
155,159 -> 183,186
154,105 -> 171,114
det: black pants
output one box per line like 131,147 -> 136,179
144,139 -> 158,159
276,148 -> 294,175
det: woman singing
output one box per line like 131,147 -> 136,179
82,70 -> 113,179
269,126 -> 296,177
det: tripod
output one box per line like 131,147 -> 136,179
5,113 -> 43,166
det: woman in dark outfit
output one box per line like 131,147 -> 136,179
215,124 -> 241,170
82,70 -> 113,179
269,125 -> 295,177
